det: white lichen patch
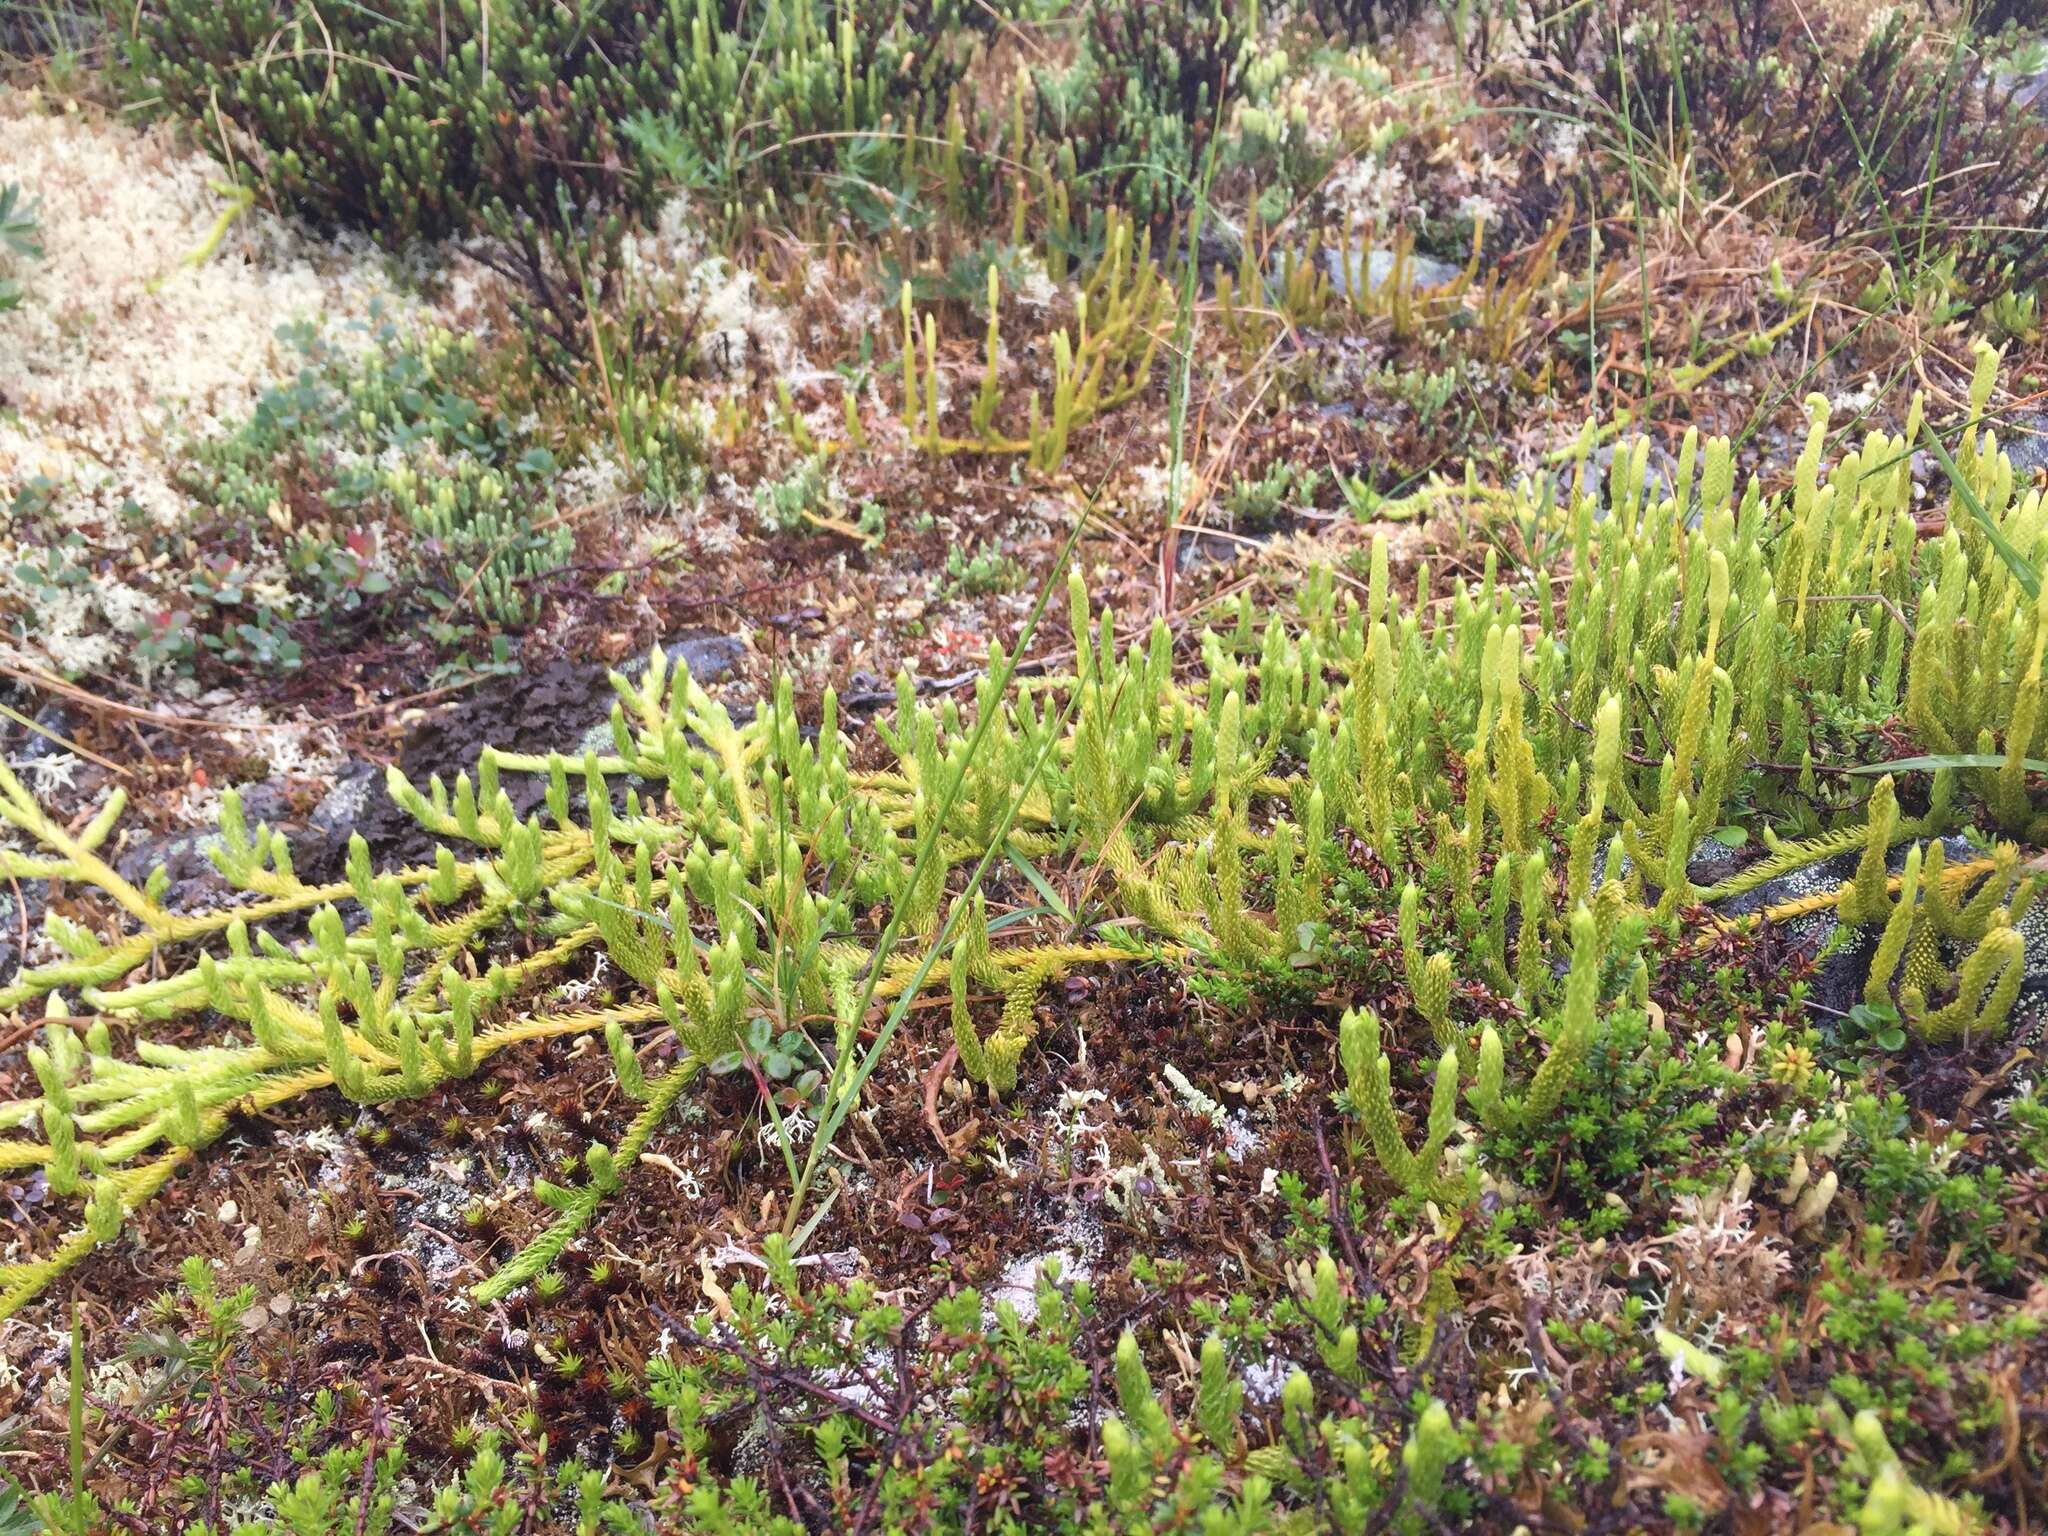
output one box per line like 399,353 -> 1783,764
613,197 -> 805,380
984,1204 -> 1103,1327
0,91 -> 409,521
0,90 -> 415,676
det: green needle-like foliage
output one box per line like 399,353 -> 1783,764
1196,1333 -> 1244,1451
1035,0 -> 1251,224
1398,882 -> 1455,1050
1840,801 -> 2039,1040
1467,905 -> 1611,1136
1338,1009 -> 1460,1200
5,351 -> 2047,1320
1903,913 -> 2028,1043
1840,1406 -> 1978,1536
127,0 -> 986,246
903,209 -> 1167,470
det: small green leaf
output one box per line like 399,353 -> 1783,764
0,1478 -> 36,1536
1004,843 -> 1074,926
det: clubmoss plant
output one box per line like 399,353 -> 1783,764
900,210 -> 1167,468
5,354 -> 2047,1321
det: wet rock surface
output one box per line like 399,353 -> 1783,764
0,882 -> 46,983
292,632 -> 750,876
1316,242 -> 1465,294
1711,835 -> 2048,1039
114,780 -> 295,914
663,631 -> 746,686
2004,409 -> 2048,481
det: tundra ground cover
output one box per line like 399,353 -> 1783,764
1,0 -> 2046,1530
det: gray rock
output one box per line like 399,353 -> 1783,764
115,829 -> 231,912
1317,243 -> 1465,297
294,758 -> 443,889
1715,835 -> 2048,1033
112,780 -> 295,913
664,631 -> 746,685
0,881 -> 47,986
1684,831 -> 1751,890
2002,410 -> 2048,481
14,703 -> 76,763
309,764 -> 379,846
1534,438 -> 1684,528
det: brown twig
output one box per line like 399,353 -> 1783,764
323,672 -> 492,724
1803,589 -> 1916,641
1313,1114 -> 1377,1302
920,1041 -> 981,1160
0,662 -> 301,735
0,700 -> 131,777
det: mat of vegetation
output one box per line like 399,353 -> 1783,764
1,0 -> 2046,1532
